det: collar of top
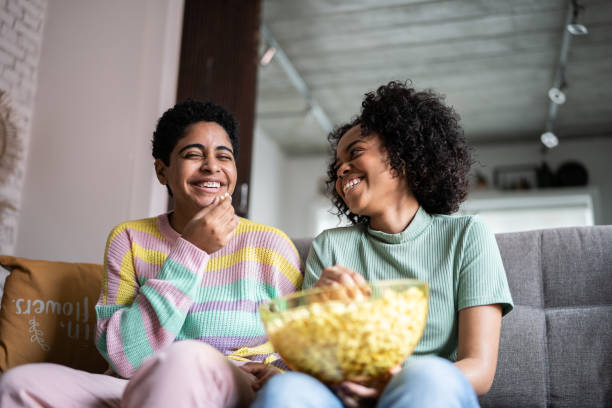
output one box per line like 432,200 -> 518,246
366,206 -> 432,244
158,212 -> 181,241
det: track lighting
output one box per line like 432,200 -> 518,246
540,1 -> 588,149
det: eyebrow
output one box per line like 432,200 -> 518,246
178,143 -> 234,155
336,139 -> 363,160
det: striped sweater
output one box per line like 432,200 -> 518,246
95,214 -> 303,378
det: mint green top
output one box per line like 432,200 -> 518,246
304,206 -> 513,361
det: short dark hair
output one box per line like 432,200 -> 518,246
327,80 -> 472,224
152,99 -> 239,165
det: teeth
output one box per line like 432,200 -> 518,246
200,181 -> 220,188
343,179 -> 360,193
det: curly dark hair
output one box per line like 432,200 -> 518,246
327,80 -> 472,224
152,99 -> 239,165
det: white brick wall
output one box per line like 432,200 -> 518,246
0,0 -> 46,254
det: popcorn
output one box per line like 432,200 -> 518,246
262,283 -> 428,384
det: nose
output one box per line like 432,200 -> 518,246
336,161 -> 350,177
200,157 -> 219,172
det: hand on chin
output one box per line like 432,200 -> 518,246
182,193 -> 238,254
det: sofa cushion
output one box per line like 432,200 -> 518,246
495,231 -> 544,308
490,226 -> 612,408
547,306 -> 612,408
479,305 -> 548,408
0,255 -> 108,373
541,226 -> 612,307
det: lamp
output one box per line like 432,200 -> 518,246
567,24 -> 588,35
260,46 -> 276,66
548,87 -> 566,104
567,0 -> 588,35
540,131 -> 559,148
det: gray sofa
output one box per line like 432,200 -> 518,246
2,226 -> 610,406
293,225 -> 612,408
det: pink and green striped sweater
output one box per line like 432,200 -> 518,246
95,214 -> 303,378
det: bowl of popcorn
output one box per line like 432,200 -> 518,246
259,279 -> 429,384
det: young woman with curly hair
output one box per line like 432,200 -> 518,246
253,81 -> 513,408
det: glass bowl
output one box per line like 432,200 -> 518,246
259,279 -> 429,384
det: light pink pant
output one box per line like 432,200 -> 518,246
0,340 -> 256,408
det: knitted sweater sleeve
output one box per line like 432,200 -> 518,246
95,225 -> 209,378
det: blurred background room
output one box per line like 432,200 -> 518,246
0,0 -> 611,263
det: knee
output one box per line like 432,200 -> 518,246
151,340 -> 224,370
254,372 -> 341,408
259,372 -> 318,399
129,341 -> 227,386
384,356 -> 476,405
405,355 -> 449,371
0,364 -> 41,393
0,363 -> 52,405
401,356 -> 464,385
125,341 -> 238,407
263,372 -> 315,394
0,366 -> 23,395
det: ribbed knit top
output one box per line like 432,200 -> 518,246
95,214 -> 303,378
304,206 -> 513,361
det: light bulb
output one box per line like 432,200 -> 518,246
548,87 -> 566,104
541,131 -> 559,148
567,24 -> 588,35
260,47 -> 276,66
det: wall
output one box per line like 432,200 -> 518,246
471,137 -> 612,225
275,137 -> 612,238
248,126 -> 285,228
0,0 -> 47,254
14,0 -> 184,262
279,154 -> 331,239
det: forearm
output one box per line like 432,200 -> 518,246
97,237 -> 208,377
454,357 -> 495,395
455,303 -> 503,396
95,275 -> 198,377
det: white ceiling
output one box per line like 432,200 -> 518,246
256,0 -> 612,154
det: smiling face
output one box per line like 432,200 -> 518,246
155,121 -> 237,219
334,125 -> 410,219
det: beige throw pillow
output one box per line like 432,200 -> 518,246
0,255 -> 108,373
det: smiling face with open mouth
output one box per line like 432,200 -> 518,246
155,121 -> 237,219
334,125 -> 410,222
